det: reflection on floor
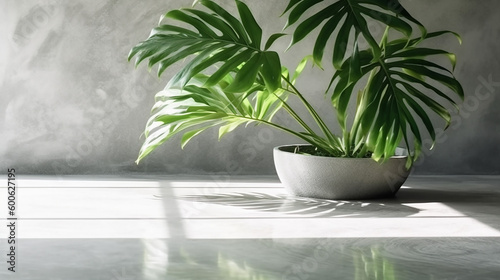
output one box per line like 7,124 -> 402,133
1,175 -> 500,279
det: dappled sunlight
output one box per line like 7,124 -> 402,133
8,176 -> 500,240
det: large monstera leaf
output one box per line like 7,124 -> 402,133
136,73 -> 292,163
285,0 -> 425,69
331,31 -> 463,165
284,0 -> 463,165
129,0 -> 340,163
129,0 -> 282,93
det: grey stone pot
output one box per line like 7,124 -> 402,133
273,145 -> 411,200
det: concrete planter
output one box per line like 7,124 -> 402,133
273,145 -> 411,200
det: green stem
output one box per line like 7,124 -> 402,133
350,67 -> 378,146
234,115 -> 335,154
273,93 -> 317,136
281,75 -> 343,150
356,143 -> 369,158
343,131 -> 351,156
350,26 -> 391,149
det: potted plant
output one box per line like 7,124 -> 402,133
129,0 -> 463,199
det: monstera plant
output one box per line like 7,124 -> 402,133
129,0 -> 463,198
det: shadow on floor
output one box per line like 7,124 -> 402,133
178,192 -> 420,218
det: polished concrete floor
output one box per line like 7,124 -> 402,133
1,175 -> 500,279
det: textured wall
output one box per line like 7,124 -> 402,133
0,0 -> 499,175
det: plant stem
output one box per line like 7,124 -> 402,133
350,26 -> 391,150
343,131 -> 351,156
273,93 -> 317,136
234,115 -> 335,154
281,75 -> 343,151
357,143 -> 369,158
350,67 -> 378,147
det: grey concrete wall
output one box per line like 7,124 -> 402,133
0,0 -> 499,175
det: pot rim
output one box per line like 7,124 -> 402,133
274,144 -> 408,159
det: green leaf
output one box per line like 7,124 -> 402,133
225,53 -> 264,93
137,112 -> 226,162
335,83 -> 355,130
366,90 -> 391,152
358,6 -> 412,38
200,0 -> 251,45
401,92 -> 437,148
165,10 -> 218,38
348,39 -> 362,83
398,95 -> 423,155
183,8 -> 240,41
433,30 -> 462,45
286,0 -> 323,28
254,90 -> 279,119
347,7 -> 381,59
388,59 -> 453,75
385,31 -> 456,56
261,51 -> 282,93
156,41 -> 210,77
392,72 -> 459,109
285,0 -> 439,66
391,48 -> 457,69
282,0 -> 302,15
236,0 -> 262,48
204,49 -> 255,87
265,91 -> 290,121
129,36 -> 185,67
265,33 -> 287,50
167,42 -> 228,87
399,81 -> 452,129
219,119 -> 247,139
291,2 -> 344,47
359,0 -> 426,38
148,40 -> 209,69
332,14 -> 353,70
150,24 -> 200,38
313,10 -> 345,68
181,124 -> 217,148
192,46 -> 241,74
383,105 -> 402,160
292,56 -> 311,83
394,65 -> 464,99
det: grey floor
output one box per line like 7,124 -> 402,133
1,175 -> 500,279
